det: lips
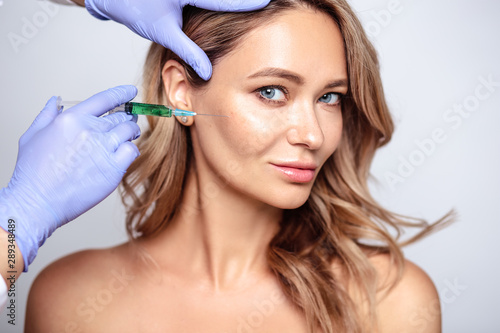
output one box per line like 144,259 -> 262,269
271,162 -> 317,183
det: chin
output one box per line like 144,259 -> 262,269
264,190 -> 311,210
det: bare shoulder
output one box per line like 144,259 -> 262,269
25,242 -> 135,333
369,253 -> 441,333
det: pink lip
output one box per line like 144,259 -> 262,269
271,162 -> 317,183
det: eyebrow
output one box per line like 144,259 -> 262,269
248,67 -> 304,84
247,67 -> 348,89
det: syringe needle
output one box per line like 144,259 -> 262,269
195,113 -> 229,118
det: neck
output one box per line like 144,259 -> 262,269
153,166 -> 282,292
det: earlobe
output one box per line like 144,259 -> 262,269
162,60 -> 194,126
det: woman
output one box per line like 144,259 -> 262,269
26,0 -> 453,332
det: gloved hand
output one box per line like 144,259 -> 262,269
84,0 -> 271,80
0,85 -> 141,271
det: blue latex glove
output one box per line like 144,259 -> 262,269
84,0 -> 271,80
0,85 -> 141,272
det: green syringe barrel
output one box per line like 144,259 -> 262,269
124,102 -> 173,117
123,102 -> 197,117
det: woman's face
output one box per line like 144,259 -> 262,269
188,8 -> 347,209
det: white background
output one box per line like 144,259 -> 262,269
0,0 -> 499,332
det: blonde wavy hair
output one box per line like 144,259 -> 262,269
121,1 -> 454,331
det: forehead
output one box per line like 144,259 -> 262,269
211,8 -> 347,83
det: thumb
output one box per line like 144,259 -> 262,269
157,18 -> 212,80
20,96 -> 61,145
186,0 -> 271,12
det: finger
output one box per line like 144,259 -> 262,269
157,17 -> 212,80
68,85 -> 138,117
186,0 -> 271,11
111,141 -> 140,171
105,121 -> 141,152
100,112 -> 135,132
20,96 -> 62,144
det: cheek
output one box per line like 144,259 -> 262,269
229,114 -> 283,157
319,112 -> 343,160
195,90 -> 282,159
191,98 -> 283,192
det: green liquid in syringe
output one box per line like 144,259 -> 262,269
125,102 -> 174,117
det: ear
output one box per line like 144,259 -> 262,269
162,59 -> 195,126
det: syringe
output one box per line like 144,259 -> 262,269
59,100 -> 227,118
109,102 -> 197,117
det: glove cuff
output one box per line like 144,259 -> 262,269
0,188 -> 38,272
0,186 -> 58,272
85,0 -> 111,21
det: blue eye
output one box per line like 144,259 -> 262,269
319,92 -> 342,105
259,87 -> 286,101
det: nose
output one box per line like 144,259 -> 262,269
286,102 -> 324,150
